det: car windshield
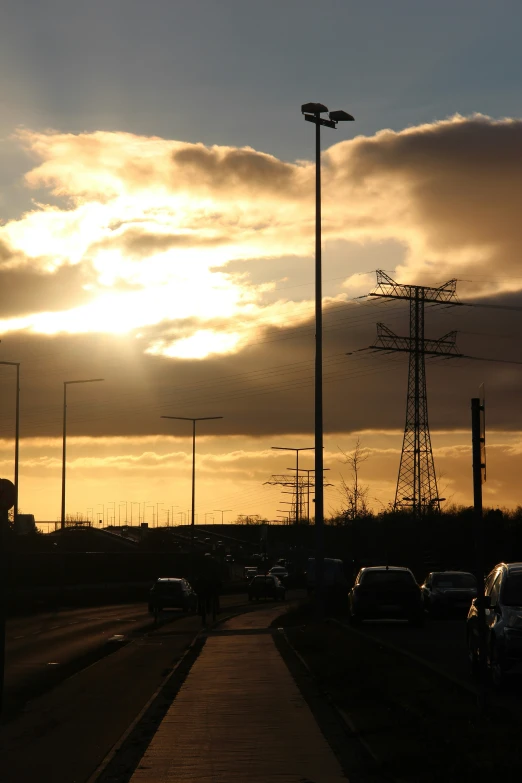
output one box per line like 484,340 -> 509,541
432,573 -> 476,589
502,573 -> 522,606
154,581 -> 182,593
361,570 -> 415,586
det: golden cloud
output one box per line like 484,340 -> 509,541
1,115 -> 521,359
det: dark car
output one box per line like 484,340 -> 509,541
148,577 -> 198,614
467,562 -> 522,685
349,566 -> 424,626
268,565 -> 289,584
248,575 -> 285,602
421,571 -> 477,616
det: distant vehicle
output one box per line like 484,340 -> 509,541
349,566 -> 424,626
225,554 -> 234,563
421,571 -> 477,616
248,575 -> 285,602
467,562 -> 522,685
306,558 -> 348,593
148,578 -> 198,614
244,566 -> 258,581
14,513 -> 36,535
268,565 -> 289,583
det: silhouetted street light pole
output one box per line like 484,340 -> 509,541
161,416 -> 223,544
272,446 -> 314,524
214,509 -> 231,526
0,362 -> 20,529
301,102 -> 354,606
61,378 -> 104,530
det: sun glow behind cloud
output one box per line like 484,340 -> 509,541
3,117 -> 522,358
0,130 -> 321,356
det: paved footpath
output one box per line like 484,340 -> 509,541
129,606 -> 349,782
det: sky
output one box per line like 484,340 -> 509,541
1,1 -> 522,525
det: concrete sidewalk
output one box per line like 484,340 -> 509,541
129,607 -> 348,782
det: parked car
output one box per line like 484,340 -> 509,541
467,562 -> 522,685
421,571 -> 477,616
248,575 -> 286,602
148,577 -> 198,614
349,566 -> 424,625
268,565 -> 289,584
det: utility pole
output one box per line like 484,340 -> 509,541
214,509 -> 231,526
287,468 -> 331,522
271,447 -> 314,524
366,271 -> 461,515
472,394 -> 488,711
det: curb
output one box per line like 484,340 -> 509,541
86,604 -> 255,783
277,628 -> 398,781
85,631 -> 202,783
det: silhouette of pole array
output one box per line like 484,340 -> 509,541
368,270 -> 462,515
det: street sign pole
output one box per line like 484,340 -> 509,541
471,397 -> 487,712
0,477 -> 16,713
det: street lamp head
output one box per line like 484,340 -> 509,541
301,102 -> 328,115
329,110 -> 355,122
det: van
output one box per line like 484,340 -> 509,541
306,558 -> 348,591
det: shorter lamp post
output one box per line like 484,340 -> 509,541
0,362 -> 20,528
61,378 -> 104,530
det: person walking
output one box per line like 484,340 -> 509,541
196,553 -> 222,625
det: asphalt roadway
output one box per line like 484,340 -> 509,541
358,614 -> 471,684
4,595 -> 251,720
0,591 -> 304,783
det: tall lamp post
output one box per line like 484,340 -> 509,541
131,501 -> 140,525
214,508 -> 231,526
301,101 -> 354,605
0,362 -> 20,528
161,416 -> 223,542
271,446 -> 314,524
61,378 -> 104,530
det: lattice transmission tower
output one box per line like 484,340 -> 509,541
264,474 -> 311,524
368,271 -> 463,515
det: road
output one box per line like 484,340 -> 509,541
0,590 -> 304,783
4,594 -> 250,719
357,615 -> 470,684
353,613 -> 522,705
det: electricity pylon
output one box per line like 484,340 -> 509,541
264,474 -> 309,522
368,271 -> 463,515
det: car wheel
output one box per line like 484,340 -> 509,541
467,631 -> 479,679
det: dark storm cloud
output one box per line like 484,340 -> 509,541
171,144 -> 301,196
97,228 -> 230,259
4,288 -> 521,442
0,261 -> 95,317
326,115 -> 522,292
